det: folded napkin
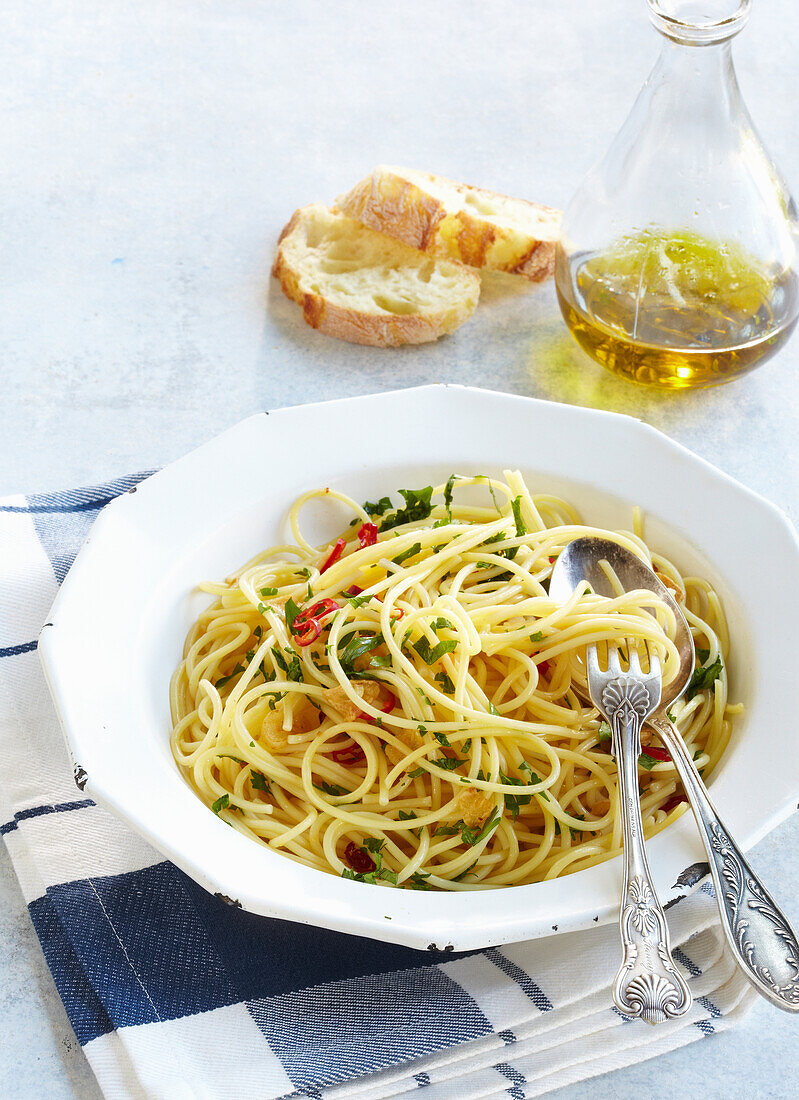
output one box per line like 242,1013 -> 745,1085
0,476 -> 757,1100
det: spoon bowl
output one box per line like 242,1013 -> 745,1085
550,536 -> 695,712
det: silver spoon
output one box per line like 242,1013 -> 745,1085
551,536 -> 799,1013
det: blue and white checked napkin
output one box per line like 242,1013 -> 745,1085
0,475 -> 757,1100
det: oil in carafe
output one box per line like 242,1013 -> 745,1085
556,229 -> 798,388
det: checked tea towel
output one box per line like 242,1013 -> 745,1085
0,474 -> 757,1100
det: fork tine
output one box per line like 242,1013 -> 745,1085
606,643 -> 621,676
628,647 -> 642,676
648,648 -> 662,678
586,643 -> 601,679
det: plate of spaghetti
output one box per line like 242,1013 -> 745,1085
40,386 -> 799,949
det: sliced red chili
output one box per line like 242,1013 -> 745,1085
357,523 -> 378,548
643,745 -> 672,762
320,538 -> 346,574
661,792 -> 686,813
344,840 -> 375,874
358,690 -> 397,724
537,660 -> 551,678
345,585 -> 363,597
294,618 -> 322,646
292,599 -> 341,645
331,742 -> 366,764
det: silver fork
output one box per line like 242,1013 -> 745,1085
587,641 -> 692,1024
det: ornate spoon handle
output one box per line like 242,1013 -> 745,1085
650,713 -> 799,1012
612,704 -> 693,1022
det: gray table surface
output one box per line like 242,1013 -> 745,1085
2,1 -> 798,1096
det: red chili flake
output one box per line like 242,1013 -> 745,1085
357,523 -> 378,548
390,607 -> 405,619
344,840 -> 375,874
661,793 -> 686,813
345,585 -> 363,597
548,556 -> 556,564
643,745 -> 672,762
331,741 -> 366,764
537,660 -> 551,678
320,538 -> 346,574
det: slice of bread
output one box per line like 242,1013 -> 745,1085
336,166 -> 562,282
273,204 -> 480,347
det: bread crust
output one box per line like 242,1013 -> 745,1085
272,204 -> 479,348
337,167 -> 561,282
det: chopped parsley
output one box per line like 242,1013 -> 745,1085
433,731 -> 450,747
408,871 -> 432,890
363,495 -> 392,517
314,780 -> 348,797
413,637 -> 457,664
686,653 -> 724,701
250,769 -> 271,792
259,586 -> 278,598
597,721 -> 613,743
379,486 -> 434,532
211,794 -> 230,815
510,495 -> 527,538
338,632 -> 386,677
342,838 -> 398,885
443,474 -> 461,521
215,663 -> 245,689
392,542 -> 422,566
434,670 -> 456,694
284,597 -> 302,634
271,646 -> 303,682
431,756 -> 465,771
529,630 -> 544,643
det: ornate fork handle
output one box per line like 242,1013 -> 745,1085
607,681 -> 692,1023
650,713 -> 799,1012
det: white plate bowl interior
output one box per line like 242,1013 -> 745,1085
39,385 -> 799,950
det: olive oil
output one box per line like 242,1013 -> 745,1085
556,229 -> 798,389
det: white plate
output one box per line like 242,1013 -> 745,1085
38,385 -> 799,951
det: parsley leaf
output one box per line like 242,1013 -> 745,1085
392,542 -> 422,565
250,769 -> 271,792
686,655 -> 723,701
413,637 -> 457,664
408,871 -> 432,890
432,756 -> 465,771
452,860 -> 478,882
215,663 -> 245,689
363,495 -> 392,517
211,794 -> 230,815
380,486 -> 434,532
459,805 -> 501,846
499,771 -> 533,819
597,721 -> 612,743
259,586 -> 278,598
284,597 -> 302,634
338,632 -> 385,676
433,731 -> 451,747
639,753 -> 659,770
433,824 -> 461,837
443,474 -> 460,521
314,780 -> 348,797
434,670 -> 455,694
529,630 -> 544,642
510,496 -> 527,538
271,646 -> 303,682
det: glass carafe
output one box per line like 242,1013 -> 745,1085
555,0 -> 798,389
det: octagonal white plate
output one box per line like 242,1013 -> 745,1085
39,385 -> 799,951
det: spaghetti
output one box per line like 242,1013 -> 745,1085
170,472 -> 736,890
